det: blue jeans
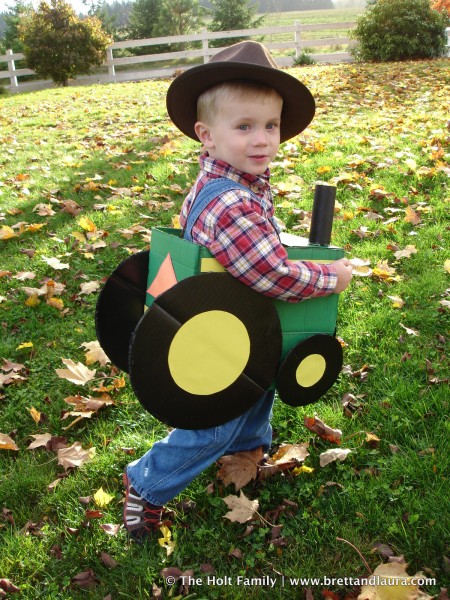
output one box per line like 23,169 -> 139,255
126,389 -> 275,505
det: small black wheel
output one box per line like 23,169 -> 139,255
95,251 -> 149,373
129,272 -> 282,429
276,334 -> 343,407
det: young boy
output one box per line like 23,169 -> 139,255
123,41 -> 353,541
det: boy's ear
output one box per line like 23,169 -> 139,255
194,121 -> 214,148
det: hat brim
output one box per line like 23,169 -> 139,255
166,62 -> 315,143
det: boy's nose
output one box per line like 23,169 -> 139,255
252,128 -> 269,145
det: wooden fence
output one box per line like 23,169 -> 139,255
0,21 -> 358,93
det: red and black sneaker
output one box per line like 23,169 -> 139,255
123,473 -> 166,542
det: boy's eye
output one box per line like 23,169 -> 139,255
238,124 -> 249,131
266,122 -> 278,130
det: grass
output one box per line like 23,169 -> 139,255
0,58 -> 449,599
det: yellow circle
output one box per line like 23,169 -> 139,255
295,354 -> 326,388
168,310 -> 250,395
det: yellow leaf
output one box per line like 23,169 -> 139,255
158,525 -> 176,556
292,465 -> 314,475
444,259 -> 450,274
47,297 -> 64,310
0,433 -> 19,451
17,342 -> 33,350
29,406 -> 41,424
0,226 -> 17,240
25,294 -> 40,307
404,158 -> 417,172
387,295 -> 405,309
171,215 -> 181,229
93,487 -> 114,507
71,231 -> 86,243
78,217 -> 97,233
317,165 -> 331,174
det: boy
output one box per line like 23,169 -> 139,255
123,41 -> 352,541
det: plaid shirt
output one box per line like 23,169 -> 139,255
179,154 -> 337,302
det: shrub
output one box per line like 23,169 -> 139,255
293,49 -> 316,66
18,0 -> 112,86
351,0 -> 448,62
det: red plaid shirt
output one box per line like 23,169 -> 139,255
179,154 -> 337,302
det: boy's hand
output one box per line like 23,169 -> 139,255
332,258 -> 353,293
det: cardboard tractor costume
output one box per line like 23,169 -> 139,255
96,184 -> 345,430
96,40 -> 345,429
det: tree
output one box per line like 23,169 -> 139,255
1,0 -> 32,53
18,0 -> 112,86
128,0 -> 160,40
153,0 -> 202,38
208,0 -> 264,46
351,0 -> 448,62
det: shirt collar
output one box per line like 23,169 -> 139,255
199,153 -> 271,192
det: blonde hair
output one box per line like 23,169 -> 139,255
197,80 -> 283,124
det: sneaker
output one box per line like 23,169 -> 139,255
123,473 -> 165,542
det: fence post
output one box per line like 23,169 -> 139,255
6,49 -> 18,91
105,46 -> 116,82
446,27 -> 450,58
201,28 -> 210,63
294,20 -> 302,59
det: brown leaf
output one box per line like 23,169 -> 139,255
0,433 -> 19,451
100,523 -> 121,536
304,416 -> 342,444
404,206 -> 421,225
217,447 -> 263,491
57,442 -> 94,470
55,359 -> 96,385
100,552 -> 118,569
71,569 -> 99,590
0,579 -> 20,594
223,491 -> 259,523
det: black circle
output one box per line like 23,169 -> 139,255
95,251 -> 149,373
129,272 -> 282,429
276,334 -> 343,407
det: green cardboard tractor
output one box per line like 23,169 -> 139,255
96,185 -> 344,429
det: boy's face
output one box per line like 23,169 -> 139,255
195,92 -> 283,176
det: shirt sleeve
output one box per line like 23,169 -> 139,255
195,192 -> 338,302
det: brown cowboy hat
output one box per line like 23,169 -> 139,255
166,40 -> 315,143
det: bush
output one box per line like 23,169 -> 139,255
18,0 -> 112,86
351,0 -> 448,62
293,49 -> 316,66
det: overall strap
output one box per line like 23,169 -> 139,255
183,177 -> 251,241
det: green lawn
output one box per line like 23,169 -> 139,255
0,58 -> 449,599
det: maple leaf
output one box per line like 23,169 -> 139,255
350,257 -> 373,277
93,487 -> 114,508
404,206 -> 421,225
56,359 -> 96,385
304,416 -> 342,444
259,443 -> 310,480
400,323 -> 420,336
217,447 -> 263,491
223,491 -> 259,524
0,433 -> 19,451
42,256 -> 70,270
80,341 -> 110,366
319,448 -> 352,467
358,559 -> 433,600
27,433 -> 52,449
79,281 -> 101,295
372,260 -> 402,282
57,442 -> 94,470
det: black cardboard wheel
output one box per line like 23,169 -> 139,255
276,334 -> 343,407
129,272 -> 282,429
95,250 -> 149,373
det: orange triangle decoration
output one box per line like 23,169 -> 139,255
147,253 -> 178,298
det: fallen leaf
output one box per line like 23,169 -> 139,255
387,295 -> 405,309
223,491 -> 259,523
217,447 -> 263,491
158,525 -> 176,556
404,206 -> 421,225
0,433 -> 19,451
42,256 -> 70,270
27,433 -> 52,449
55,359 -> 96,385
304,415 -> 342,444
71,569 -> 99,590
358,559 -> 433,600
393,245 -> 417,259
400,323 -> 419,336
57,442 -> 94,470
80,341 -> 110,366
100,523 -> 120,536
93,487 -> 114,508
319,448 -> 352,467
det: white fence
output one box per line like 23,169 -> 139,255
0,21 -> 356,93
